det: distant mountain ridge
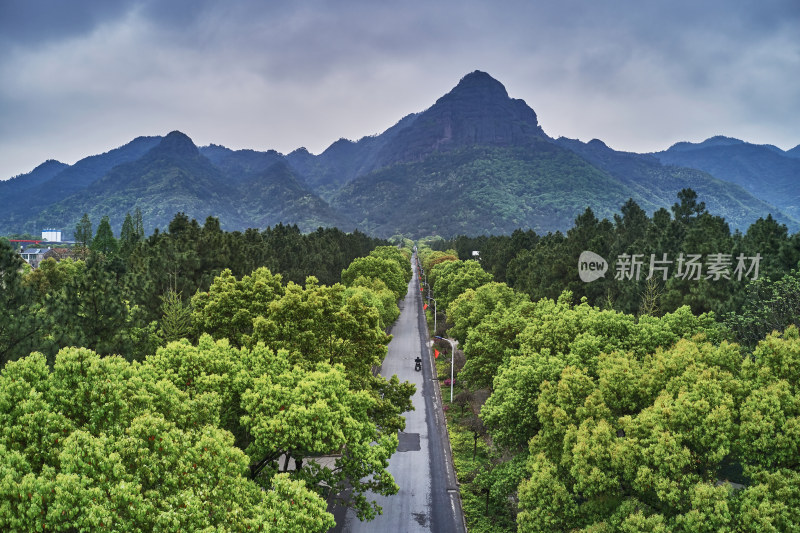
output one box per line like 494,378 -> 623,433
553,137 -> 797,230
1,71 -> 797,238
22,131 -> 350,236
653,136 -> 800,221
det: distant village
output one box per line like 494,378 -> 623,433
11,229 -> 74,269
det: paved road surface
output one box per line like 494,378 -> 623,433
330,256 -> 465,533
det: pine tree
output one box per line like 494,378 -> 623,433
0,241 -> 47,367
133,206 -> 144,239
119,213 -> 138,259
158,289 -> 193,343
51,255 -> 128,355
74,213 -> 92,259
91,215 -> 119,256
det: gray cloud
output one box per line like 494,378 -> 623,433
0,1 -> 130,47
1,0 -> 798,179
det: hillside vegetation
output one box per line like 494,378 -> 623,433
2,71 -> 796,238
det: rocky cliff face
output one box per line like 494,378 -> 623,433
372,71 -> 546,168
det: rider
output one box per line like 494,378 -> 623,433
414,356 -> 422,367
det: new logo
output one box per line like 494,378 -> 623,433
578,251 -> 608,282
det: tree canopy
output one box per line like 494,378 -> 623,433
0,347 -> 334,531
425,230 -> 800,532
431,259 -> 493,313
0,214 -> 414,529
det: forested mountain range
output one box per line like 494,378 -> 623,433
652,135 -> 800,221
2,71 -> 798,238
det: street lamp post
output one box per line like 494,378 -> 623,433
427,297 -> 437,334
434,336 -> 457,403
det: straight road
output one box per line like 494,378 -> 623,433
331,256 -> 465,533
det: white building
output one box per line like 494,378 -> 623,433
42,229 -> 62,242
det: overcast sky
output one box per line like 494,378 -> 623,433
1,0 -> 799,179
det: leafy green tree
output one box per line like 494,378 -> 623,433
0,348 -> 334,532
241,360 -> 399,521
369,245 -> 412,283
251,278 -> 390,388
341,255 -> 407,300
481,295 -> 724,450
191,267 -> 285,347
23,257 -> 85,298
506,311 -> 800,531
458,300 -> 534,389
447,281 -> 528,344
344,276 -> 400,330
738,326 -> 800,470
192,266 -> 412,434
735,468 -> 800,532
517,453 -> 577,533
145,334 -> 406,522
432,259 -> 494,313
144,335 -> 253,448
482,349 -> 568,451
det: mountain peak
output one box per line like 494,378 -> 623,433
665,135 -> 744,153
444,70 -> 510,101
431,71 -> 544,140
369,71 -> 546,167
150,130 -> 200,158
587,138 -> 609,149
704,135 -> 744,145
32,159 -> 68,174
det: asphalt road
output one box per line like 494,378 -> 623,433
330,256 -> 465,533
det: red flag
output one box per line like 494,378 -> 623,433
423,303 -> 428,310
434,349 -> 440,359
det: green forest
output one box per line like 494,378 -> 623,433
432,189 -> 800,345
3,186 -> 800,532
0,212 -> 414,531
417,190 -> 800,532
